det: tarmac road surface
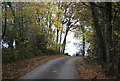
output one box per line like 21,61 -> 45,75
19,57 -> 80,79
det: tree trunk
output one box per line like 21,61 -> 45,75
2,2 -> 7,40
59,30 -> 62,52
90,2 -> 107,64
81,26 -> 85,56
62,27 -> 69,54
56,28 -> 59,50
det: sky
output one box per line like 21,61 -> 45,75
65,31 -> 90,56
65,31 -> 79,56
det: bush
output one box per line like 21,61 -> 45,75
2,47 -> 61,63
35,50 -> 44,56
2,48 -> 19,63
43,49 -> 61,55
2,47 -> 36,63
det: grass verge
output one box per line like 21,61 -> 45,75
76,57 -> 114,79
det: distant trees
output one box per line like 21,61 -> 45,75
73,2 -> 92,56
61,2 -> 81,54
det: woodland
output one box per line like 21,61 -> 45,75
1,2 -> 120,79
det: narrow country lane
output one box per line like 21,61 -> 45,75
19,57 -> 80,79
